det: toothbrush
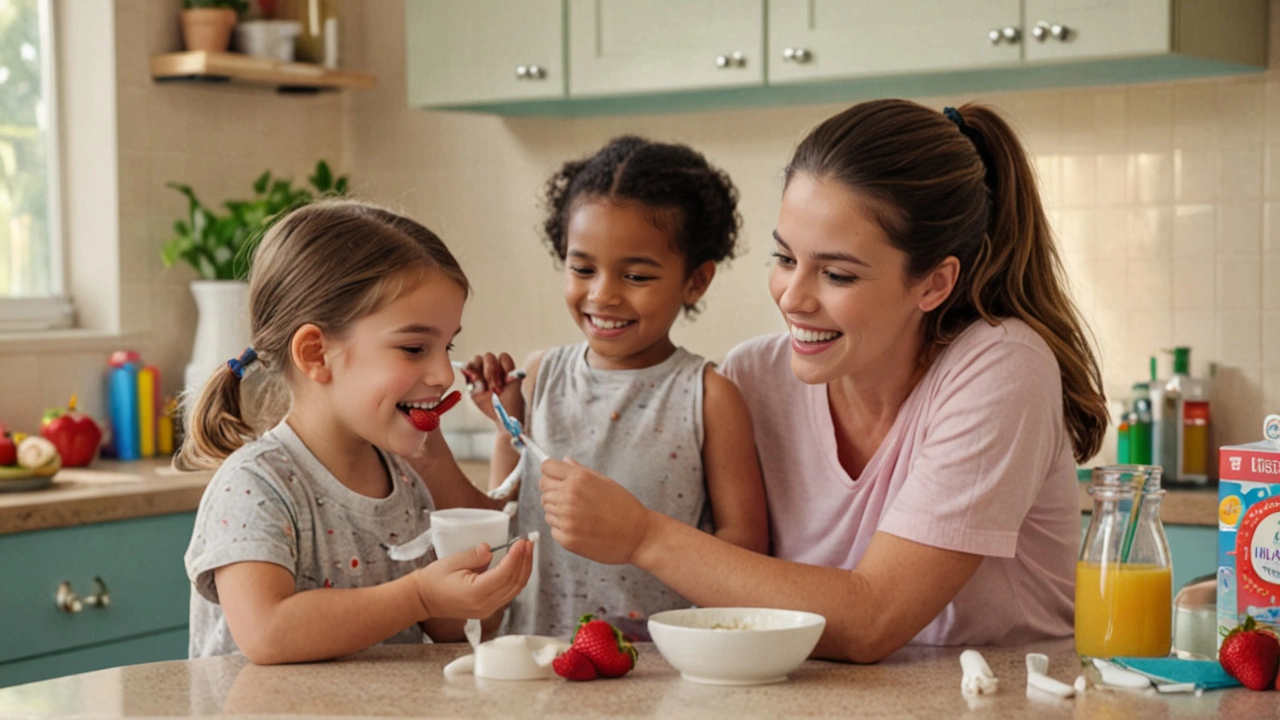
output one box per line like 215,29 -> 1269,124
491,393 -> 549,465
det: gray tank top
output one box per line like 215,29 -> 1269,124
507,342 -> 712,639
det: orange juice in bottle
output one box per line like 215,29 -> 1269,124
1075,562 -> 1172,657
1075,465 -> 1172,658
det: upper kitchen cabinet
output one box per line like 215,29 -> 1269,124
567,0 -> 764,97
768,0 -> 1023,86
1022,0 -> 1171,62
405,0 -> 565,108
769,0 -> 1267,90
406,0 -> 1266,115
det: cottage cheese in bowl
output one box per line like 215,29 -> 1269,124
647,608 -> 826,685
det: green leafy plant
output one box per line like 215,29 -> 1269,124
182,0 -> 249,13
161,160 -> 349,280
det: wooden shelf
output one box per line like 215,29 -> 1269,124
150,51 -> 375,92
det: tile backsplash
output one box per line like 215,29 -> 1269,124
8,0 -> 1280,467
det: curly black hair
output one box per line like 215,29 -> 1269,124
541,135 -> 742,316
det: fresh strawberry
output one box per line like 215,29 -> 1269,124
571,614 -> 637,678
552,646 -> 598,681
0,425 -> 15,467
1219,616 -> 1280,691
406,391 -> 462,432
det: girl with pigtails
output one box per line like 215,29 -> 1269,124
180,200 -> 532,662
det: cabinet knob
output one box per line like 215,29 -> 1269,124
988,27 -> 1020,45
1033,21 -> 1071,42
715,51 -> 746,68
514,65 -> 547,80
54,577 -> 109,614
782,47 -> 812,63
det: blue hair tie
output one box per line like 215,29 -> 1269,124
227,347 -> 257,379
943,106 -> 997,193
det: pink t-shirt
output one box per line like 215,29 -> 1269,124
720,318 -> 1077,645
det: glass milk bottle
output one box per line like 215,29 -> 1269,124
1075,465 -> 1172,658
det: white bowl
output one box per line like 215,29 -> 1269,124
647,607 -> 826,686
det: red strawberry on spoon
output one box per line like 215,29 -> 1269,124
571,614 -> 637,678
406,391 -> 462,432
1219,616 -> 1280,691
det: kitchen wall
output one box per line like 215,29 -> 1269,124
0,0 -> 343,427
5,1 -> 1280,465
343,1 -> 1280,462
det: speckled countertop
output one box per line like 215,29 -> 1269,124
0,458 -> 213,535
1076,483 -> 1217,526
0,639 -> 1259,718
0,459 -> 493,535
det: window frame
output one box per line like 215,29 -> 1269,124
0,0 -> 73,332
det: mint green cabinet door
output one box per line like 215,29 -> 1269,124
767,0 -> 1022,86
568,0 -> 764,98
1023,0 -> 1170,62
0,628 -> 187,689
406,0 -> 565,107
0,513 -> 195,668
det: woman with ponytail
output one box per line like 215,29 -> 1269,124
538,99 -> 1106,662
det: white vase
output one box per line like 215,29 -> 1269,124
184,280 -> 251,395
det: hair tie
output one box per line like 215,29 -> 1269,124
943,106 -> 997,192
227,347 -> 258,379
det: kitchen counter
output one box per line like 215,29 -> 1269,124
2,458 -> 1219,534
1078,483 -> 1217,527
0,459 -> 492,535
0,458 -> 212,535
0,639 -> 1254,718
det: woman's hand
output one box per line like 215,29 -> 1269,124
413,539 -> 533,620
539,457 -> 655,566
462,352 -> 525,426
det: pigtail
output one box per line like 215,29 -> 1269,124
175,364 -> 257,471
953,104 -> 1108,462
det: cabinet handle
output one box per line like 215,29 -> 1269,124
715,51 -> 746,69
54,576 -> 110,614
988,26 -> 1021,45
514,65 -> 547,80
782,47 -> 812,63
1032,21 -> 1071,42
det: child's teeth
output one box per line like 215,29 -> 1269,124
789,325 -> 841,343
590,316 -> 631,330
401,400 -> 441,410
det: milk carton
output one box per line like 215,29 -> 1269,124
1217,415 -> 1280,648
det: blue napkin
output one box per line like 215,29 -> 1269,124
1111,657 -> 1241,690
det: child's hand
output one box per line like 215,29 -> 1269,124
412,538 -> 534,621
463,352 -> 526,427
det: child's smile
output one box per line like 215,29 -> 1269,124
564,201 -> 708,370
310,270 -> 466,461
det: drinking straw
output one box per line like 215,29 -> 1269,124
1119,468 -> 1148,563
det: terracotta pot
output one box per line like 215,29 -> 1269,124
180,8 -> 237,53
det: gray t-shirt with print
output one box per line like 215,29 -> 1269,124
184,421 -> 436,658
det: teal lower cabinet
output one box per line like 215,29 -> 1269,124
0,513 -> 196,688
1079,516 -> 1217,592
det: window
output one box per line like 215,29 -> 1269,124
0,0 -> 70,330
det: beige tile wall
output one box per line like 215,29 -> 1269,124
7,1 -> 1280,467
343,1 -> 1280,463
0,0 -> 343,429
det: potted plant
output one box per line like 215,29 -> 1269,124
162,160 -> 349,393
181,0 -> 249,53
